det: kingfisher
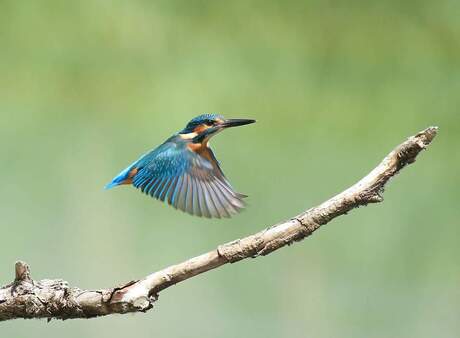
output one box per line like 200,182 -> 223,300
106,114 -> 256,218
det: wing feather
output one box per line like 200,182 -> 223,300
176,174 -> 188,212
149,176 -> 164,197
129,140 -> 246,218
170,176 -> 179,207
200,182 -> 212,218
208,180 -> 232,218
143,177 -> 158,194
192,177 -> 203,217
202,181 -> 220,218
185,174 -> 194,215
215,179 -> 245,209
159,177 -> 173,201
195,178 -> 211,218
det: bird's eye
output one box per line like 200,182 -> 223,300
205,121 -> 214,126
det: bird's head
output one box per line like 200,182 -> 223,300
179,113 -> 255,143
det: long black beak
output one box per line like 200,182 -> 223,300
221,118 -> 256,128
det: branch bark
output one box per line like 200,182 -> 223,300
0,127 -> 438,321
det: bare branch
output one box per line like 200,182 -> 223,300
0,127 -> 438,321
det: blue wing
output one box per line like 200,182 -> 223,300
130,141 -> 246,218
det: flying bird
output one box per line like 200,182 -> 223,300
106,114 -> 256,218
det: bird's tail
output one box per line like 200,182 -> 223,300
105,164 -> 136,189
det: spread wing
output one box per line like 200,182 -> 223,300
131,142 -> 246,218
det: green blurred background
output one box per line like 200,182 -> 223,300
0,1 -> 458,337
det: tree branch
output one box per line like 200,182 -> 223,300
0,127 -> 438,321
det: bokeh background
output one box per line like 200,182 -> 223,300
1,1 -> 459,337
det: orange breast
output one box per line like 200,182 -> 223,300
187,142 -> 213,162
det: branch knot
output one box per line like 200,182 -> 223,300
15,261 -> 31,282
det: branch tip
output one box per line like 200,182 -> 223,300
414,126 -> 438,147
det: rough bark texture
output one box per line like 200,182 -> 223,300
0,127 -> 438,321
